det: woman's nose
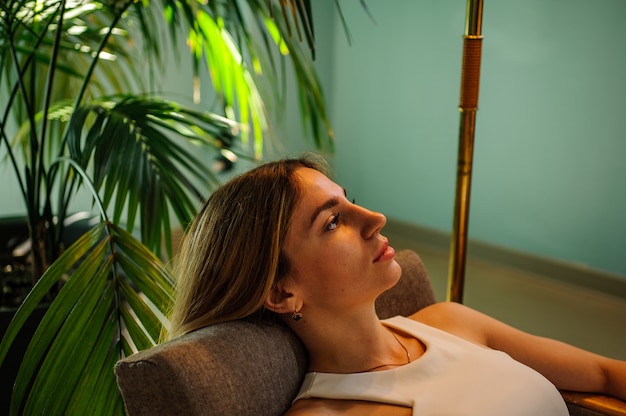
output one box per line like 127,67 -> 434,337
360,208 -> 386,239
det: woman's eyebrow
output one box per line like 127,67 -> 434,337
309,197 -> 340,227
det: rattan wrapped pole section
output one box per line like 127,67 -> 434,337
447,0 -> 484,303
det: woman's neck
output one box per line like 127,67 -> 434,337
292,311 -> 412,374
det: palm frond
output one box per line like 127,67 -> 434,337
63,95 -> 238,254
0,222 -> 174,415
152,0 -> 334,152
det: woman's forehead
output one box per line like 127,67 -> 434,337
291,169 -> 345,226
294,167 -> 343,196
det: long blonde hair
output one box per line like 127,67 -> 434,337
166,156 -> 329,340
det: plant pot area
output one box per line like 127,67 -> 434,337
0,304 -> 48,414
1,213 -> 100,309
0,217 -> 32,309
0,217 -> 38,413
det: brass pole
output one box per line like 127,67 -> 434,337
447,0 -> 484,303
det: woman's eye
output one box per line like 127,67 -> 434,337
327,214 -> 340,231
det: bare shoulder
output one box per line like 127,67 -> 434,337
286,398 -> 411,416
409,300 -> 475,325
408,301 -> 490,344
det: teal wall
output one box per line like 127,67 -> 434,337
327,1 -> 626,277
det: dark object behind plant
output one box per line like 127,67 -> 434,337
0,214 -> 100,308
0,217 -> 31,308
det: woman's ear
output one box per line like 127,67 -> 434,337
265,278 -> 299,314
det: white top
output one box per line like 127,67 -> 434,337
293,316 -> 568,415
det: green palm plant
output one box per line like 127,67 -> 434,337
0,0 -> 335,413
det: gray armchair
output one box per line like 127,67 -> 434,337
114,249 -> 626,416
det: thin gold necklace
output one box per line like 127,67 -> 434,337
358,331 -> 411,373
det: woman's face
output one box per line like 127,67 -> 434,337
281,167 -> 402,316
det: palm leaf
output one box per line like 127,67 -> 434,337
0,222 -> 174,415
63,95 -> 238,254
153,0 -> 334,152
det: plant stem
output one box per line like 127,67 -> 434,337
54,2 -> 130,235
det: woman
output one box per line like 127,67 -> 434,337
168,155 -> 626,415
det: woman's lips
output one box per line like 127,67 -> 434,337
374,242 -> 395,263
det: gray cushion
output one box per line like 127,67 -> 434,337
115,249 -> 436,416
